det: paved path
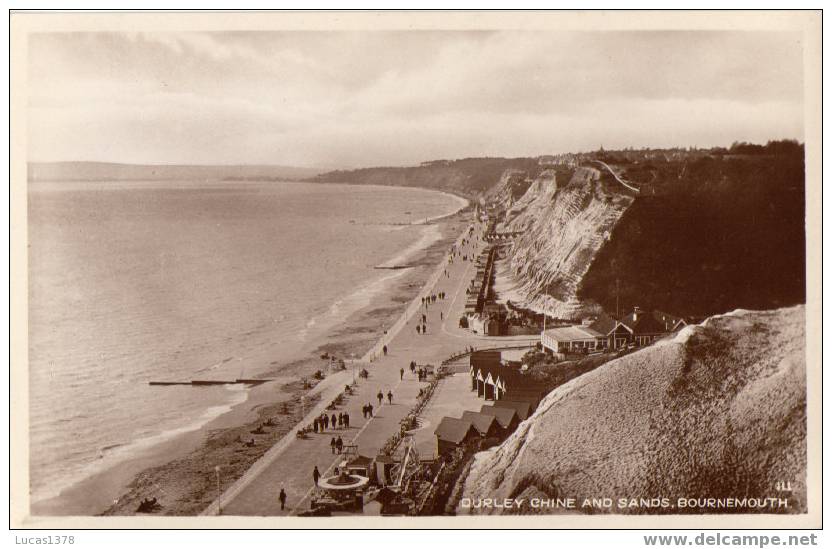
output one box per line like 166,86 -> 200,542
211,218 -> 532,516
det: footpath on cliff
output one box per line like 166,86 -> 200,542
209,219 -> 538,516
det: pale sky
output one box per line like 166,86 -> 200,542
28,31 -> 804,168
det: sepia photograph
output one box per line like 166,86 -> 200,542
9,9 -> 822,531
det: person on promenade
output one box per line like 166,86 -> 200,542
383,345 -> 388,356
336,436 -> 343,454
416,325 -> 421,335
400,367 -> 404,380
362,404 -> 368,419
368,403 -> 374,417
331,413 -> 337,429
322,414 -> 329,430
344,412 -> 350,428
313,466 -> 320,486
387,390 -> 393,404
313,418 -> 319,433
330,437 -> 336,454
440,312 -> 443,321
377,390 -> 383,405
338,413 -> 344,428
279,488 -> 287,511
422,313 -> 426,323
410,361 -> 416,374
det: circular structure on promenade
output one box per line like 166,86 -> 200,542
318,471 -> 369,491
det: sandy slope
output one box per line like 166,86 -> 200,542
460,305 -> 806,514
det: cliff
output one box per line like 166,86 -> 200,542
460,305 -> 807,515
499,166 -> 635,318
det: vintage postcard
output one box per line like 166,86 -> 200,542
9,10 -> 822,529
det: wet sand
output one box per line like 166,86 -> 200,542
32,208 -> 471,517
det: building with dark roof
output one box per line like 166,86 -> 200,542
479,405 -> 520,432
434,417 -> 479,455
461,411 -> 501,438
493,400 -> 532,421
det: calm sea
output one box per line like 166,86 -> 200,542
27,179 -> 465,504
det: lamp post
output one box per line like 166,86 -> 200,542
214,465 -> 221,515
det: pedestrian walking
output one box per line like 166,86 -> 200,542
338,413 -> 344,429
400,367 -> 404,380
331,413 -> 337,428
368,403 -> 374,417
410,361 -> 416,373
279,488 -> 287,511
322,414 -> 329,430
387,390 -> 393,404
416,325 -> 421,335
330,437 -> 336,454
440,311 -> 443,321
377,390 -> 383,405
336,436 -> 343,454
344,412 -> 350,428
313,418 -> 319,433
383,345 -> 388,356
313,466 -> 320,486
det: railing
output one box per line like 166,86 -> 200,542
441,341 -> 537,365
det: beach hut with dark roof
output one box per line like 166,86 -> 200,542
500,386 -> 547,410
493,399 -> 532,421
470,350 -> 501,371
479,405 -> 520,432
461,411 -> 501,438
434,417 -> 479,455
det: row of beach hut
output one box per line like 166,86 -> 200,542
433,351 -> 547,455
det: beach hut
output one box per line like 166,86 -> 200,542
373,454 -> 397,486
479,405 -> 520,433
461,411 -> 501,439
500,387 -> 547,410
434,417 -> 479,456
493,400 -> 532,421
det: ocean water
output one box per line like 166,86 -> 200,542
27,179 -> 466,504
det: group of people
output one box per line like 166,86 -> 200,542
361,402 -> 375,418
408,360 -> 430,381
421,292 -> 445,305
329,435 -> 345,454
377,389 -> 393,405
312,411 -> 350,433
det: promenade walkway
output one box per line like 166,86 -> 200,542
212,220 -> 533,516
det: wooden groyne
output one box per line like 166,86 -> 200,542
149,378 -> 272,387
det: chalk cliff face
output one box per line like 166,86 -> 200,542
499,167 -> 634,318
459,306 -> 807,515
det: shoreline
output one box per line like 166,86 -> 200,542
31,202 -> 471,517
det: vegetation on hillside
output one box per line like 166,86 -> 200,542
309,157 -> 543,198
578,145 -> 805,317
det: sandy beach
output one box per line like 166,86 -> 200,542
32,205 -> 472,517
